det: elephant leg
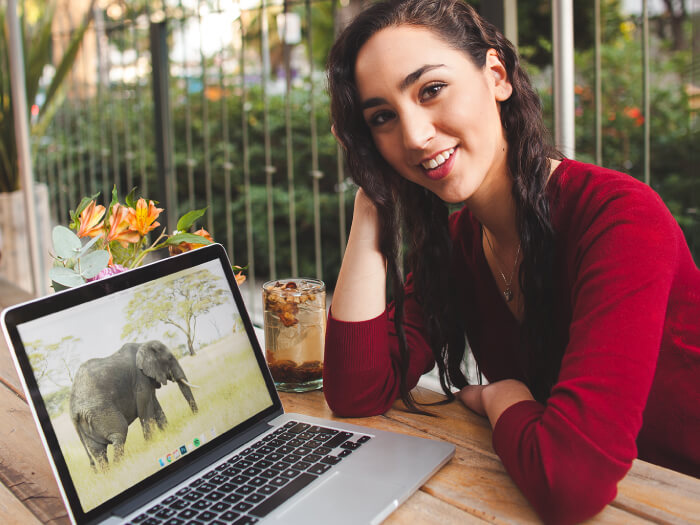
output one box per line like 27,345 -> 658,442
84,438 -> 109,471
153,397 -> 168,430
94,411 -> 129,464
107,433 -> 126,463
140,417 -> 154,440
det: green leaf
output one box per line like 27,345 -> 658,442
69,193 -> 101,230
76,235 -> 102,259
164,233 -> 214,246
125,187 -> 139,209
79,250 -> 110,279
176,208 -> 208,232
51,281 -> 70,293
49,267 -> 86,288
105,185 -> 120,223
52,226 -> 82,259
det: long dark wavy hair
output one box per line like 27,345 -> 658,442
327,0 -> 563,407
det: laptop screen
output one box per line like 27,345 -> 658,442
2,245 -> 280,521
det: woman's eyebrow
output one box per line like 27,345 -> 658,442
399,64 -> 445,91
361,64 -> 446,110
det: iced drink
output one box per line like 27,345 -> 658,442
262,279 -> 326,392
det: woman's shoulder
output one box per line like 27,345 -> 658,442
551,158 -> 665,205
549,158 -> 675,230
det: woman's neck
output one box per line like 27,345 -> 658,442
467,163 -> 519,249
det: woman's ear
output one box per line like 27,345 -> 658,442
485,49 -> 513,102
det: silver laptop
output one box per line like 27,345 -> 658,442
1,243 -> 454,525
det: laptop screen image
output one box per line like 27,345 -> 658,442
4,248 -> 279,519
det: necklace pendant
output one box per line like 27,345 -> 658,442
503,288 -> 513,302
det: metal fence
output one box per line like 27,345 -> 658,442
10,0 -> 697,302
33,0 -> 353,310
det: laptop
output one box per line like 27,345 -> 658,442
1,243 -> 454,525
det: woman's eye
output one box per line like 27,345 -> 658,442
368,110 -> 395,127
420,82 -> 446,102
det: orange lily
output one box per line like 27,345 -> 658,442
76,201 -> 106,238
234,271 -> 246,286
169,228 -> 214,256
127,198 -> 163,236
106,203 -> 140,247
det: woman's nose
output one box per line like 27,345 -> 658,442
400,110 -> 435,150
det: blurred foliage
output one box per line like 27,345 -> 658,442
33,0 -> 698,290
0,0 -> 94,192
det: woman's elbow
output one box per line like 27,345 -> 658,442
324,390 -> 387,418
322,368 -> 395,417
529,467 -> 622,524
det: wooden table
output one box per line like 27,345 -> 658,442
1,277 -> 699,524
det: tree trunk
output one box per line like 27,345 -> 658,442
661,0 -> 687,50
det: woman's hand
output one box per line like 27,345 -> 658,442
459,379 -> 535,428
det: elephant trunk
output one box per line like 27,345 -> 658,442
177,379 -> 198,413
170,361 -> 198,414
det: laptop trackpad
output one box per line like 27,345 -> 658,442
268,471 -> 401,524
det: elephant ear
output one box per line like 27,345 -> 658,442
136,342 -> 168,385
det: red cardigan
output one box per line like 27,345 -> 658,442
323,159 -> 700,524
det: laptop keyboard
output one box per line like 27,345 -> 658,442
126,421 -> 372,525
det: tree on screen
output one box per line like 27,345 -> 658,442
25,335 -> 83,393
121,269 -> 230,355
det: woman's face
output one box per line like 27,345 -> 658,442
354,25 -> 513,204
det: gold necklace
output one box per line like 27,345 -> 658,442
483,228 -> 521,303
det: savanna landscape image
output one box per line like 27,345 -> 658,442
18,263 -> 273,512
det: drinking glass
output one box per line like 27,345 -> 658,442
262,279 -> 326,392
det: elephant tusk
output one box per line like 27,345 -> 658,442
180,379 -> 201,389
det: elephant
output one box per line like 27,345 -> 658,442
69,340 -> 199,470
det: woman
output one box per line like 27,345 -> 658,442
323,0 -> 700,523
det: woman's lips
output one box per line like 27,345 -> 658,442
421,147 -> 457,180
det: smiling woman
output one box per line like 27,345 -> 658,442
323,0 -> 700,523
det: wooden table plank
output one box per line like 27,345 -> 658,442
0,381 -> 70,524
0,282 -> 70,525
614,460 -> 700,524
0,276 -> 33,397
0,479 -> 42,525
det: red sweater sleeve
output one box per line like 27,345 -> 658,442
491,172 -> 682,524
323,277 -> 435,417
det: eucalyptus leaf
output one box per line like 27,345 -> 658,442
76,234 -> 102,259
176,208 -> 208,232
79,250 -> 110,279
165,232 -> 213,246
51,281 -> 70,292
49,266 -> 86,288
52,225 -> 82,259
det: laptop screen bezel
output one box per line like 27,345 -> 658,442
1,244 -> 284,524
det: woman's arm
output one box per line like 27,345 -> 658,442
324,189 -> 435,416
330,188 -> 387,322
468,177 -> 685,525
459,380 -> 534,427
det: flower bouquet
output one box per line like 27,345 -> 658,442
49,188 -> 245,290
